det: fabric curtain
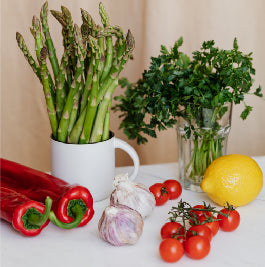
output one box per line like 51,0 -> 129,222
1,0 -> 265,171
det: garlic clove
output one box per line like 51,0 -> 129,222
110,174 -> 156,218
98,204 -> 144,246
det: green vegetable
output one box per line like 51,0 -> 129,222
114,37 -> 263,181
16,1 -> 134,144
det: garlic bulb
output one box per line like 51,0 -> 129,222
110,173 -> 156,218
98,204 -> 143,246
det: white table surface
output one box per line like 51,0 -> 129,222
1,156 -> 265,267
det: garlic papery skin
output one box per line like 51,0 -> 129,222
98,204 -> 144,246
110,173 -> 156,218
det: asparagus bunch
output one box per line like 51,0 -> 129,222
16,1 -> 134,143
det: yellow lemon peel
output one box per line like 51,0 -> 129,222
200,154 -> 263,206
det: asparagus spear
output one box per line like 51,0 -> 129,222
99,2 -> 109,27
79,36 -> 101,144
112,27 -> 126,71
39,47 -> 58,138
16,31 -> 55,99
40,1 -> 59,80
57,24 -> 84,143
102,108 -> 111,140
68,106 -> 87,143
55,52 -> 68,119
80,8 -> 96,37
90,77 -> 118,142
61,6 -> 74,37
51,8 -> 75,83
67,79 -> 83,137
16,32 -> 42,81
32,16 -> 43,60
99,3 -> 113,82
31,15 -> 55,100
61,6 -> 76,72
80,59 -> 93,112
62,27 -> 73,89
50,10 -> 73,92
81,8 -> 102,75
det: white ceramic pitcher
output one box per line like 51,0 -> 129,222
51,132 -> 139,202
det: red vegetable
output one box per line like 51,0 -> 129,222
163,180 -> 182,200
0,187 -> 52,236
0,158 -> 94,229
149,183 -> 169,206
160,221 -> 184,239
197,215 -> 219,236
184,235 -> 210,260
217,208 -> 240,232
159,238 -> 184,263
187,225 -> 213,242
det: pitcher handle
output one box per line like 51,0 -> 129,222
114,138 -> 140,181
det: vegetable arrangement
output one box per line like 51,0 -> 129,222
159,200 -> 240,262
1,158 -> 94,234
114,37 -> 263,181
16,1 -> 134,144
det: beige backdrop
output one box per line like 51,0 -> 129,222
1,0 -> 265,172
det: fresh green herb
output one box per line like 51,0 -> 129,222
114,37 -> 263,180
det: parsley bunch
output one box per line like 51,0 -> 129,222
114,37 -> 263,179
115,37 -> 262,143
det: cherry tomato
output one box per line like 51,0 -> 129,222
160,222 -> 184,239
163,180 -> 182,200
217,209 -> 240,232
184,236 -> 210,260
190,205 -> 212,218
198,215 -> 219,236
187,225 -> 213,242
159,238 -> 184,263
149,183 -> 169,206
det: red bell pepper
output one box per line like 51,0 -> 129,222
1,158 -> 94,229
0,187 -> 52,236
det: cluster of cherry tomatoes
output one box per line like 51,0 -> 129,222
149,179 -> 182,204
159,204 -> 240,262
148,179 -> 240,262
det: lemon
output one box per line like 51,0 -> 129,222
200,154 -> 263,206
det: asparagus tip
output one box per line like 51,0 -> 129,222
42,1 -> 48,10
50,10 -> 66,27
16,32 -> 21,41
126,29 -> 135,52
32,15 -> 39,24
61,5 -> 71,18
99,2 -> 109,27
40,1 -> 48,21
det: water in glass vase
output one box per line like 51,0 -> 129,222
177,103 -> 232,192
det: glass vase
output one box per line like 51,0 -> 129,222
177,102 -> 232,192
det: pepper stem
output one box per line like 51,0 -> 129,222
23,196 -> 53,229
49,205 -> 84,229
